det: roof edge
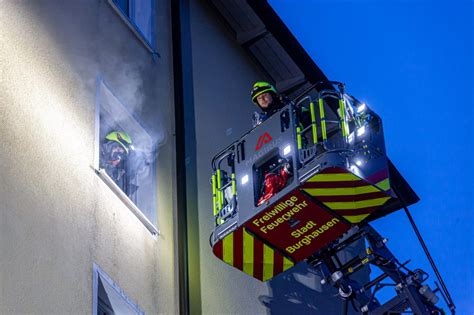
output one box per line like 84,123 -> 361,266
247,0 -> 328,84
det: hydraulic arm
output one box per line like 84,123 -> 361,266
310,225 -> 445,314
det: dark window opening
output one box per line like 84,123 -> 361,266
110,0 -> 155,50
253,149 -> 293,207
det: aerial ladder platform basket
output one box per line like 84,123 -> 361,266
209,82 -> 454,314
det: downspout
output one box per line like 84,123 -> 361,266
171,0 -> 201,314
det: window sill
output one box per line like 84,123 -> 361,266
107,0 -> 160,57
95,167 -> 159,236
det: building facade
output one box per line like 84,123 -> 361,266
0,0 -> 365,314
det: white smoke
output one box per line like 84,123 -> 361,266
98,78 -> 167,179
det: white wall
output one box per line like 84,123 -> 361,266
189,1 -> 272,314
0,1 -> 177,314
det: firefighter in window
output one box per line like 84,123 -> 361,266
100,131 -> 138,198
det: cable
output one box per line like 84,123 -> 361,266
392,186 -> 456,314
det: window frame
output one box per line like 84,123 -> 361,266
92,263 -> 145,315
107,0 -> 158,55
94,78 -> 159,236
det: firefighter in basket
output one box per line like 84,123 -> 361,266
251,81 -> 295,127
257,158 -> 292,206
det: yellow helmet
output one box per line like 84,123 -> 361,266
251,81 -> 277,104
105,131 -> 133,153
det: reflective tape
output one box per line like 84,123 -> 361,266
232,173 -> 236,195
222,233 -> 233,265
344,214 -> 371,223
243,229 -> 254,276
303,186 -> 381,196
212,174 -> 217,216
283,257 -> 294,271
323,197 -> 391,210
308,173 -> 362,182
339,98 -> 348,138
296,126 -> 302,149
309,101 -> 318,144
262,244 -> 274,281
216,169 -> 223,209
318,98 -> 327,140
376,178 -> 390,191
303,168 -> 393,223
212,228 -> 295,282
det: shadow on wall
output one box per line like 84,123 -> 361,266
260,242 -> 369,315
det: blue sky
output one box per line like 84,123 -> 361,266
270,0 -> 473,312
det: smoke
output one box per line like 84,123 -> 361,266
129,128 -> 166,178
104,61 -> 146,116
98,78 -> 167,179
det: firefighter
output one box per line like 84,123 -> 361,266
100,131 -> 133,191
251,81 -> 311,130
257,158 -> 292,206
251,81 -> 291,127
250,82 -> 296,204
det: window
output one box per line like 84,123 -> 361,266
252,149 -> 294,207
95,79 -> 158,234
93,264 -> 144,315
109,0 -> 156,51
